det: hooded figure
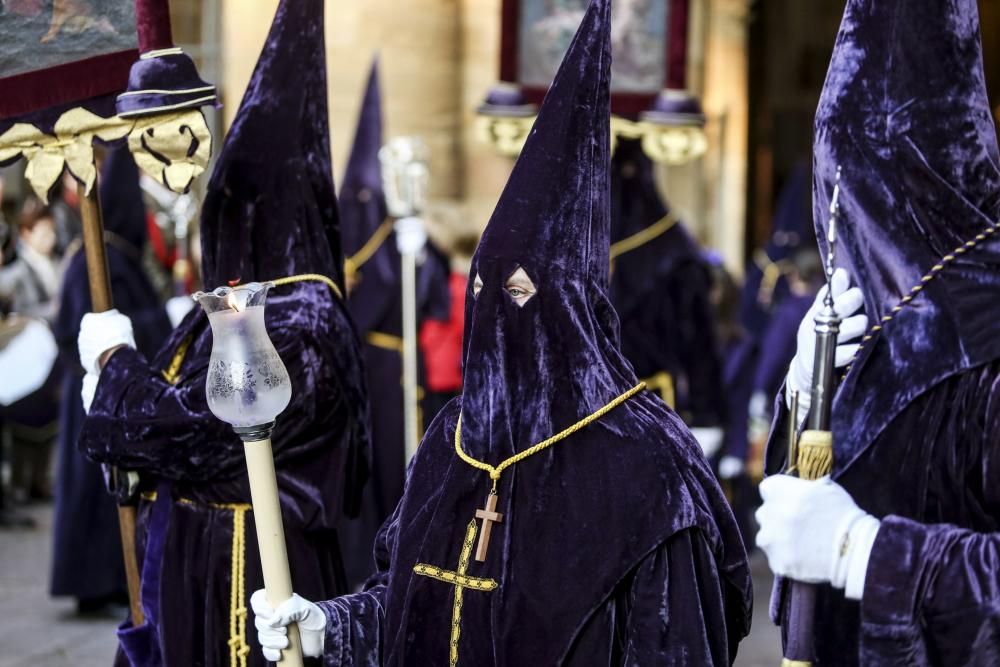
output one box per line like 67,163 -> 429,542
76,1 -> 370,665
756,1 -> 1000,664
50,148 -> 172,612
608,137 -> 726,460
252,1 -> 751,664
337,60 -> 450,589
722,161 -> 812,470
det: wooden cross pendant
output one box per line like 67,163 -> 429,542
474,491 -> 504,562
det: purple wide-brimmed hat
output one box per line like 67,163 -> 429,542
115,0 -> 216,118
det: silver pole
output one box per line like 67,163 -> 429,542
398,233 -> 420,462
380,138 -> 430,464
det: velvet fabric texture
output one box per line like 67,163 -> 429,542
198,0 -> 345,292
116,0 -> 217,118
0,55 -> 135,121
134,0 -> 173,52
51,149 -> 171,602
312,1 -> 751,664
77,1 -> 370,665
813,0 -> 1000,475
116,53 -> 216,118
337,60 -> 449,589
764,0 -> 1000,663
767,361 -> 1000,665
608,137 -> 725,428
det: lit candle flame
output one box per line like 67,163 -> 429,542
227,290 -> 243,313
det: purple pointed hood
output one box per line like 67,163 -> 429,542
199,0 -> 343,289
339,59 -> 396,326
341,59 -> 388,265
460,0 -> 638,456
817,0 -> 1000,473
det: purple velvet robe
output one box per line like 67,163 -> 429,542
83,283 -> 363,666
765,0 -> 1000,663
318,397 -> 750,666
767,363 -> 1000,665
78,0 -> 370,664
310,1 -> 751,664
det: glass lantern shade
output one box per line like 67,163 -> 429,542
379,137 -> 430,219
193,282 -> 291,434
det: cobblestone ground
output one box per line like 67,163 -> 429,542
0,503 -> 119,667
1,504 -> 782,666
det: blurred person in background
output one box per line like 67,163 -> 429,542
608,138 -> 727,460
50,148 -> 173,615
336,60 -> 450,590
0,199 -> 62,505
0,200 -> 61,322
49,173 -> 82,258
0,173 -> 39,528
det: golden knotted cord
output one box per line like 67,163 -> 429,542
453,382 -> 646,491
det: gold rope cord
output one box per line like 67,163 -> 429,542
844,220 -> 1000,375
158,273 -> 342,384
641,371 -> 675,408
412,520 -> 498,667
161,335 -> 193,384
268,273 -> 343,301
454,382 -> 646,491
753,249 -> 794,306
226,506 -> 251,667
344,219 -> 394,282
366,330 -> 404,352
608,213 -> 679,264
143,493 -> 253,666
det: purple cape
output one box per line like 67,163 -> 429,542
77,1 -> 370,664
313,0 -> 750,663
766,0 -> 1000,663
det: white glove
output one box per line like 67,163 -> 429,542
250,590 -> 326,661
755,476 -> 880,600
786,268 -> 867,425
81,372 -> 98,414
394,216 -> 427,255
78,309 -> 136,374
690,426 -> 724,460
165,295 -> 195,328
718,455 -> 745,480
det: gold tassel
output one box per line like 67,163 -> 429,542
796,430 -> 833,481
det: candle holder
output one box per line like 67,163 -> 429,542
195,282 -> 291,439
193,282 -> 303,667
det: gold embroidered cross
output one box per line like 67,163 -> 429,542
413,520 -> 498,667
474,492 -> 504,562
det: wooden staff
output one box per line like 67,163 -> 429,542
78,182 -> 144,625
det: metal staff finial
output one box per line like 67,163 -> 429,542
823,165 -> 842,310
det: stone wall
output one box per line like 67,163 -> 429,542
219,0 -> 750,270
